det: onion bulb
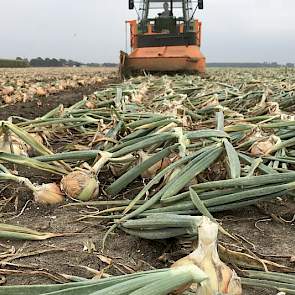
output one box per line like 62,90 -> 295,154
138,150 -> 171,179
0,134 -> 28,156
36,87 -> 47,96
61,170 -> 99,201
110,161 -> 134,177
171,217 -> 242,295
2,86 -> 14,96
2,95 -> 15,104
85,101 -> 96,109
250,135 -> 278,156
33,183 -> 64,205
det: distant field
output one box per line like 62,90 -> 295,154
0,67 -> 117,104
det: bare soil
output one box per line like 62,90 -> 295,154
0,84 -> 294,294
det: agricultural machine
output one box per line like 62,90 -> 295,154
120,0 -> 205,76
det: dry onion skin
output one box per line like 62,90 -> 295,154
250,135 -> 278,156
0,134 -> 29,156
33,183 -> 64,205
138,150 -> 172,179
172,217 -> 242,295
61,170 -> 99,201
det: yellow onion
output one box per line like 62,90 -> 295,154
171,217 -> 242,295
21,92 -> 29,103
110,161 -> 134,177
266,101 -> 281,115
2,95 -> 15,104
164,164 -> 197,188
28,87 -> 37,95
138,150 -> 172,179
85,101 -> 96,109
0,134 -> 28,156
48,86 -> 58,94
200,95 -> 219,109
250,135 -> 278,156
33,183 -> 64,205
2,86 -> 14,95
36,87 -> 47,96
60,170 -> 99,201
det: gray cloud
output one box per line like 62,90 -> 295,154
0,0 -> 294,63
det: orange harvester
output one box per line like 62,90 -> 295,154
120,0 -> 206,76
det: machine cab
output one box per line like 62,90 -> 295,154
130,0 -> 203,49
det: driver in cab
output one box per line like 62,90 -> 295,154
159,1 -> 172,17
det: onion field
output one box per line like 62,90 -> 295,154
0,67 -> 294,295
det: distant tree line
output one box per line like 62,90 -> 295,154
0,57 -> 119,68
29,57 -> 82,67
18,57 -> 118,68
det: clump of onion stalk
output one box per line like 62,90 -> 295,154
172,217 -> 242,295
0,168 -> 64,205
60,151 -> 112,201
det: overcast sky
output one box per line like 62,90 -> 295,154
0,0 -> 294,63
